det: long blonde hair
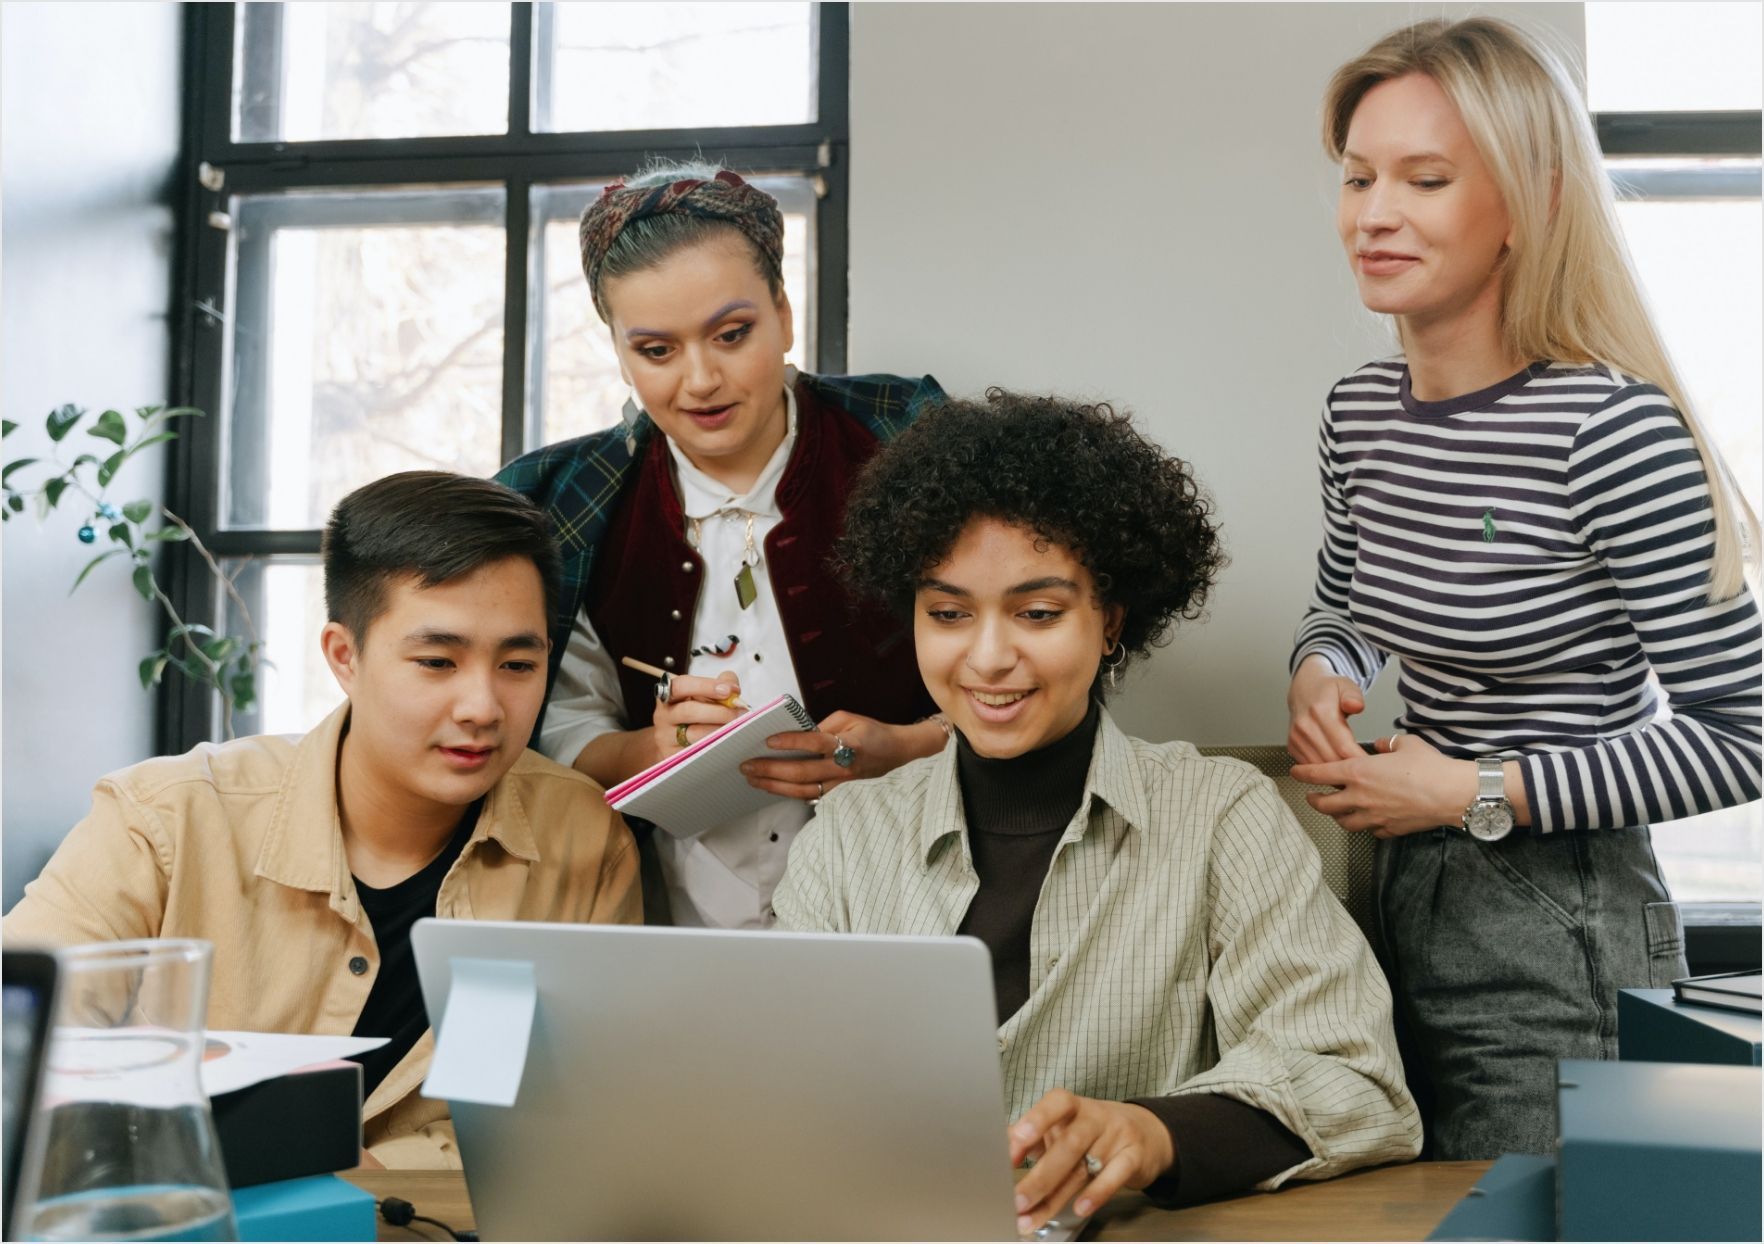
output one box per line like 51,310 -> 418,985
1323,17 -> 1758,601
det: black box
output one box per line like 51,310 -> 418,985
211,1062 -> 363,1188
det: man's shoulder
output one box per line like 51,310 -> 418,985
498,748 -> 616,830
103,732 -> 300,805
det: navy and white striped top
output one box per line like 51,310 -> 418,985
1291,358 -> 1762,833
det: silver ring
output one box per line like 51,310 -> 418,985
653,672 -> 673,705
817,781 -> 824,798
1083,1153 -> 1103,1177
1385,734 -> 1400,752
831,735 -> 855,768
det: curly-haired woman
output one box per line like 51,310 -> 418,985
497,162 -> 948,929
1287,18 -> 1762,1159
772,393 -> 1421,1230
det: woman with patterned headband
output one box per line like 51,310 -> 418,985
497,162 -> 948,929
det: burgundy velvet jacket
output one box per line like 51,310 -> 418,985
498,371 -> 946,742
586,378 -> 935,729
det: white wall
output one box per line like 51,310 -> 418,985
849,1 -> 1583,746
1,2 -> 183,906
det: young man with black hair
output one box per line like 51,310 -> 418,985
3,471 -> 640,1168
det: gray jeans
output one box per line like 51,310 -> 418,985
1374,826 -> 1687,1160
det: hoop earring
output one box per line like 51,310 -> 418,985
1101,640 -> 1127,691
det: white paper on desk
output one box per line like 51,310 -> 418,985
421,957 -> 536,1107
200,1030 -> 388,1097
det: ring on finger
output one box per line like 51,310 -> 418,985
653,672 -> 673,705
831,734 -> 856,769
676,724 -> 690,748
1084,1153 -> 1103,1177
817,781 -> 824,798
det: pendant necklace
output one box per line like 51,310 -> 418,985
687,510 -> 763,611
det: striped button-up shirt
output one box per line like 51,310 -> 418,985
773,710 -> 1422,1188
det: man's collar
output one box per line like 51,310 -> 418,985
918,705 -> 1149,867
253,701 -> 541,915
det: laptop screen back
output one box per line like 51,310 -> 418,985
413,920 -> 1018,1242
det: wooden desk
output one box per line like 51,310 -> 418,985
342,1160 -> 1490,1242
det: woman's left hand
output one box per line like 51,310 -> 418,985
740,711 -> 946,802
1008,1089 -> 1174,1235
1290,732 -> 1477,838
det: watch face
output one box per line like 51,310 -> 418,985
1464,801 -> 1515,842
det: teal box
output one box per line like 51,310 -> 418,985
1427,1152 -> 1555,1241
1619,988 -> 1762,1065
231,1174 -> 376,1242
1557,1059 -> 1762,1242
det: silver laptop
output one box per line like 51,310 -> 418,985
412,920 -> 1023,1241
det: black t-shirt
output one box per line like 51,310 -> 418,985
347,801 -> 480,1099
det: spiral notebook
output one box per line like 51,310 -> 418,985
604,693 -> 819,837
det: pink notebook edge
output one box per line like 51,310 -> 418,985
603,692 -> 799,804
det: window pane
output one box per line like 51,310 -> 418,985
220,558 -> 342,739
1652,805 -> 1763,904
1587,2 -> 1763,112
224,188 -> 506,530
536,3 -> 814,133
529,178 -> 812,448
1614,186 -> 1763,904
1615,193 -> 1763,516
233,2 -> 510,142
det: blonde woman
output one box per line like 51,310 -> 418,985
1285,17 -> 1762,1159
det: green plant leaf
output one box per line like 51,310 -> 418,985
71,453 -> 99,468
161,407 -> 204,420
108,522 -> 134,549
167,623 -> 216,645
229,667 -> 257,713
7,494 -> 24,513
87,410 -> 127,446
122,499 -> 153,523
132,430 -> 178,452
139,653 -> 169,690
147,524 -> 191,542
71,548 -> 126,593
95,449 -> 127,487
2,419 -> 16,437
2,458 -> 39,483
42,477 -> 68,509
131,564 -> 155,602
201,636 -> 242,665
46,404 -> 82,441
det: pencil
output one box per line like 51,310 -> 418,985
620,655 -> 747,711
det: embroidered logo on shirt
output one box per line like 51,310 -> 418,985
1481,508 -> 1498,543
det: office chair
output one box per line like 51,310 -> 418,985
1198,744 -> 1377,946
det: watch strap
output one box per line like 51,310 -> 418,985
1477,757 -> 1506,802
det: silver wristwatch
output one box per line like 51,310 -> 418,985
1461,757 -> 1515,842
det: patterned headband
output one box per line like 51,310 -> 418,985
578,170 -> 785,320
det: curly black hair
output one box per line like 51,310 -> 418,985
835,390 -> 1225,679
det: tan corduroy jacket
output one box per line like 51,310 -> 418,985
2,701 -> 641,1167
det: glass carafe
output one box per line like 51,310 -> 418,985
16,939 -> 236,1242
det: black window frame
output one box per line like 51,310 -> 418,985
161,1 -> 848,753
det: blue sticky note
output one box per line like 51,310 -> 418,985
422,957 -> 537,1107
